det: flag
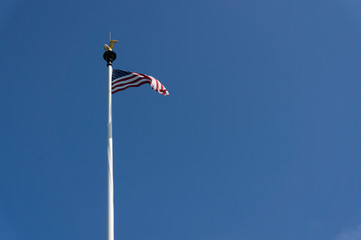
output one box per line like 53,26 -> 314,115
112,69 -> 169,96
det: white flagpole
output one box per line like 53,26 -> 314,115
103,49 -> 117,240
107,62 -> 114,240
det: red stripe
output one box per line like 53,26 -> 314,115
159,81 -> 164,91
155,78 -> 159,91
137,73 -> 153,81
112,81 -> 149,94
112,74 -> 142,85
112,78 -> 150,90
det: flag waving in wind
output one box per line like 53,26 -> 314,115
112,69 -> 169,96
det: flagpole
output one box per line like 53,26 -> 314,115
103,50 -> 117,240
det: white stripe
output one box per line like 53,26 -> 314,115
112,76 -> 145,88
158,81 -> 164,92
149,76 -> 157,91
112,79 -> 150,92
112,72 -> 138,81
151,76 -> 164,93
112,77 -> 149,89
112,73 -> 139,83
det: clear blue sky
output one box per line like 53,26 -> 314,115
1,0 -> 361,239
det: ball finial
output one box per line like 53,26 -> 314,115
103,50 -> 117,64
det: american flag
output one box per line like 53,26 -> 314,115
112,69 -> 169,96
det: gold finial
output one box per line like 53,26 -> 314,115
104,40 -> 119,52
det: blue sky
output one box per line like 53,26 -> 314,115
2,0 -> 361,239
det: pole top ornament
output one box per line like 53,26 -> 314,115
104,40 -> 119,52
103,40 -> 118,64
